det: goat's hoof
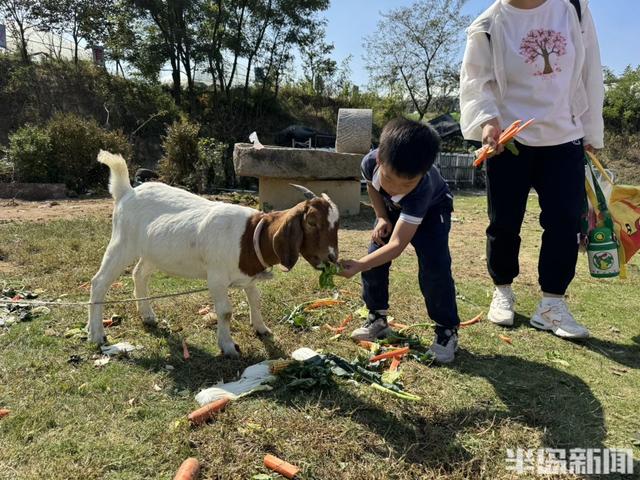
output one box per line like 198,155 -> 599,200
220,342 -> 241,357
256,327 -> 273,338
142,315 -> 157,326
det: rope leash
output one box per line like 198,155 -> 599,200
0,287 -> 211,308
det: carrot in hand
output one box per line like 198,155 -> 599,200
369,347 -> 410,363
499,334 -> 513,345
188,397 -> 230,426
173,457 -> 200,480
182,339 -> 191,360
0,408 -> 10,419
264,454 -> 300,479
460,312 -> 484,328
473,119 -> 535,167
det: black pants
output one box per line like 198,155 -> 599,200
486,139 -> 585,295
361,198 -> 460,330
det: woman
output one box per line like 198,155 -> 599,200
459,0 -> 604,338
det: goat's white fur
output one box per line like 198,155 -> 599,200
89,150 -> 273,356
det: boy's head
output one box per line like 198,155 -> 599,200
376,117 -> 441,196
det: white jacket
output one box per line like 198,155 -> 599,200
459,0 -> 604,148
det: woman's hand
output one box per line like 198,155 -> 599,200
482,118 -> 504,156
372,217 -> 392,245
337,259 -> 363,279
585,144 -> 597,153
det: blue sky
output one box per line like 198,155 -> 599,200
323,0 -> 639,88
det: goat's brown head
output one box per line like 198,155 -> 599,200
272,185 -> 339,272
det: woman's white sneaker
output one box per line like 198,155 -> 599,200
488,286 -> 516,326
530,298 -> 590,339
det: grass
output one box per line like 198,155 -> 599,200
1,194 -> 639,479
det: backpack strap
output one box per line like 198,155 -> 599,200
485,0 -> 582,42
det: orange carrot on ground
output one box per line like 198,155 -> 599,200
173,457 -> 200,480
323,324 -> 345,334
188,397 -> 230,426
460,312 -> 484,328
102,319 -> 114,328
339,314 -> 353,328
303,299 -> 345,311
369,347 -> 410,363
388,320 -> 410,330
264,454 -> 300,479
0,408 -> 10,419
182,339 -> 191,360
499,334 -> 513,345
357,340 -> 376,349
389,356 -> 402,372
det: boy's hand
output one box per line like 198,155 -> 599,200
337,259 -> 363,279
481,118 -> 504,156
372,217 -> 392,245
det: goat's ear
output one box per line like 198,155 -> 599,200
273,205 -> 304,272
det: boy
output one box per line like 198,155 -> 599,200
337,117 -> 460,363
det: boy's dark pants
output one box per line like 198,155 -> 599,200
486,139 -> 585,295
361,198 -> 460,331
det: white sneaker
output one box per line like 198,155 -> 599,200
530,298 -> 590,339
488,286 -> 516,326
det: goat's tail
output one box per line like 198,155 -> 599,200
97,150 -> 133,201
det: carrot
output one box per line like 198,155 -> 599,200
173,457 -> 200,480
357,340 -> 376,349
474,119 -> 535,167
323,324 -> 345,334
303,299 -> 345,311
102,319 -> 114,328
369,347 -> 410,363
0,408 -> 10,419
389,356 -> 402,372
264,454 -> 300,479
339,314 -> 353,328
498,334 -> 513,345
460,312 -> 484,328
388,320 -> 410,330
182,339 -> 191,360
188,397 -> 230,426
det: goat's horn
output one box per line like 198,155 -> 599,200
289,183 -> 316,200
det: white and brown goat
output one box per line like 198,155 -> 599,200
88,150 -> 339,356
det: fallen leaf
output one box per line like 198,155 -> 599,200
111,282 -> 124,289
153,383 -> 162,391
198,305 -> 210,316
550,359 -> 570,367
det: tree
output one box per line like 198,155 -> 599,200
299,20 -> 335,95
0,0 -> 35,62
34,0 -> 113,65
519,28 -> 567,75
603,65 -> 640,133
364,0 -> 471,120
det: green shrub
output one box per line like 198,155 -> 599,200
192,138 -> 227,192
8,114 -> 132,192
8,125 -> 53,183
158,118 -> 200,186
46,113 -> 132,192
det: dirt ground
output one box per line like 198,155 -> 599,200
0,198 -> 115,223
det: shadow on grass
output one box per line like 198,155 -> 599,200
491,313 -> 640,369
127,325 -> 607,474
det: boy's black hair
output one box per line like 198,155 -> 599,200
378,117 -> 441,178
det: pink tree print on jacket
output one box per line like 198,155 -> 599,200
519,29 -> 567,75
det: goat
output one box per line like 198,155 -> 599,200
88,150 -> 339,356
